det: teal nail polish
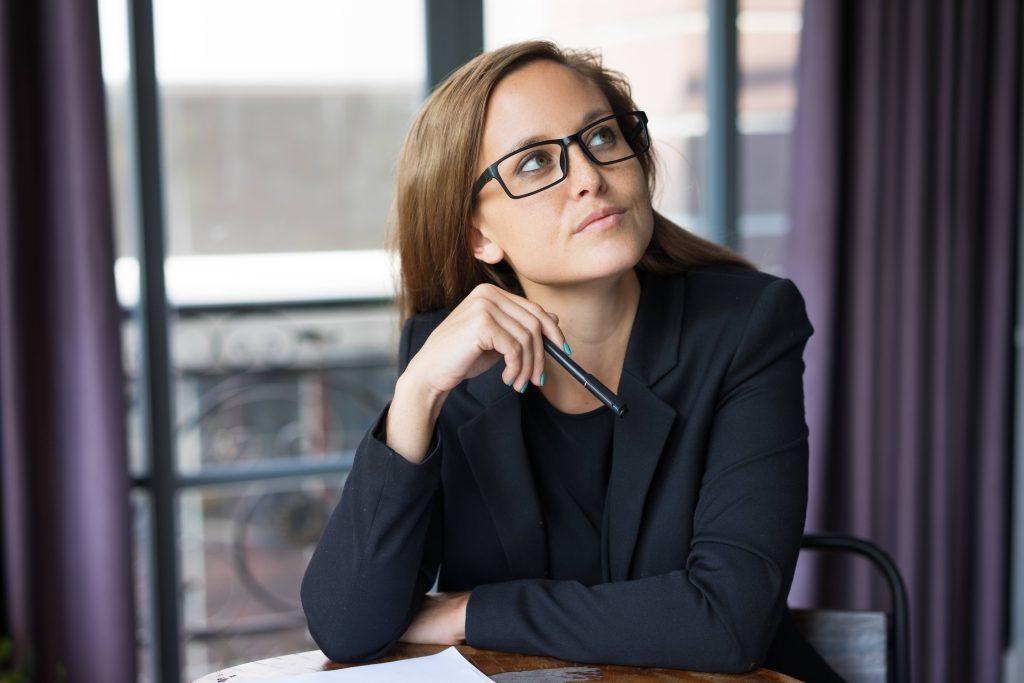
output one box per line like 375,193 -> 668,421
519,381 -> 528,393
563,341 -> 573,356
540,371 -> 545,386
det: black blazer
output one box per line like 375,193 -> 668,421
300,264 -> 843,681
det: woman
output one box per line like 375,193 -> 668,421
300,40 -> 844,681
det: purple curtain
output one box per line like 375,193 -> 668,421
0,1 -> 136,681
786,0 -> 1020,681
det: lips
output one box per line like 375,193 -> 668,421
574,206 -> 626,234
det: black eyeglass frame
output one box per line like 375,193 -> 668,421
471,110 -> 650,200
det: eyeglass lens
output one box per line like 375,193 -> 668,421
497,112 -> 649,198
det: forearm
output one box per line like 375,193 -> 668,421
465,424 -> 808,677
386,369 -> 449,464
465,554 -> 783,674
300,398 -> 444,662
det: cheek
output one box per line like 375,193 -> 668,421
496,211 -> 560,264
508,227 -> 561,263
627,165 -> 650,201
509,206 -> 561,245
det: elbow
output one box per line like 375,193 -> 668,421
683,634 -> 767,675
310,624 -> 396,665
309,628 -> 394,664
684,560 -> 785,673
716,647 -> 768,675
674,597 -> 777,674
299,568 -> 364,662
711,610 -> 777,674
300,568 -> 401,663
652,634 -> 766,675
302,595 -> 396,663
639,611 -> 773,674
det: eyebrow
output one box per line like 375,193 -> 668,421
504,108 -> 613,157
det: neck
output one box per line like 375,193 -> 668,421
518,267 -> 642,400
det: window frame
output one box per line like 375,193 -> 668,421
121,1 -> 735,679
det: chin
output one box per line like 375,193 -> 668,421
574,254 -> 643,283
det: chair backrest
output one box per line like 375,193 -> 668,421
795,533 -> 910,683
790,607 -> 888,682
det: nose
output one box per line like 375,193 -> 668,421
564,139 -> 605,195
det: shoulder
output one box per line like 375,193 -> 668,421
666,264 -> 814,369
677,264 -> 809,326
680,262 -> 790,302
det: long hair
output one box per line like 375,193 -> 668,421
385,39 -> 756,325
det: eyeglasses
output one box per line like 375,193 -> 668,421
472,110 -> 650,200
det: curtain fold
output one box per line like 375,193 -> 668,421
0,1 -> 136,681
786,1 -> 1020,681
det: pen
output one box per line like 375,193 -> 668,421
541,337 -> 629,418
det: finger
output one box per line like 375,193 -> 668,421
477,285 -> 567,350
478,305 -> 532,390
489,305 -> 535,391
469,291 -> 538,387
503,298 -> 561,387
479,291 -> 565,386
487,299 -> 545,388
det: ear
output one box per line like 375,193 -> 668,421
469,223 -> 506,265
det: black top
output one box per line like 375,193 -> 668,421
520,385 -> 615,586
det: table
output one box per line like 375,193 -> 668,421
193,642 -> 802,682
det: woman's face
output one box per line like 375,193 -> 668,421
470,60 -> 654,288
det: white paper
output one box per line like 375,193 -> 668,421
233,646 -> 493,682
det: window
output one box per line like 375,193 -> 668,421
738,0 -> 804,273
100,1 -> 426,680
99,2 -> 805,679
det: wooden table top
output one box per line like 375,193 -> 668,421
193,643 -> 801,682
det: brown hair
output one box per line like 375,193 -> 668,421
385,39 -> 756,324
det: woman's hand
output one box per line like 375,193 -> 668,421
399,591 -> 473,645
403,283 -> 567,397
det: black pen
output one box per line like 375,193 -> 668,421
541,337 -> 629,418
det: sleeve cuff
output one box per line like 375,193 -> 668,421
464,581 -> 515,650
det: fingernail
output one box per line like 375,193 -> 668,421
519,381 -> 528,393
563,341 -> 573,356
539,371 -> 545,386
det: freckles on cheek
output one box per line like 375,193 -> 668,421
511,230 -> 562,272
519,230 -> 560,261
507,206 -> 562,258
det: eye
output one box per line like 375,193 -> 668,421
586,124 -> 617,148
516,149 -> 554,175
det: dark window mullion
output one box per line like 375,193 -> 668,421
425,0 -> 483,95
707,0 -> 739,250
126,0 -> 182,681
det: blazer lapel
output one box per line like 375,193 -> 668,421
605,372 -> 678,581
457,267 -> 685,582
458,368 -> 548,579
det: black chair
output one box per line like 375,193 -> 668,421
791,533 -> 910,683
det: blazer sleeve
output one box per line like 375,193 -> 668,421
464,277 -> 815,674
299,314 -> 445,663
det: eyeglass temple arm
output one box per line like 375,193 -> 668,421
472,166 -> 495,197
626,111 -> 647,146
